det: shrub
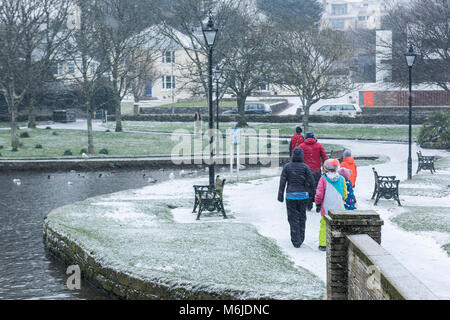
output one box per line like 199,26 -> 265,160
35,144 -> 43,149
11,147 -> 18,152
52,131 -> 58,136
20,132 -> 30,138
105,129 -> 110,132
99,148 -> 109,155
63,149 -> 73,156
45,126 -> 52,130
0,145 -> 3,149
80,148 -> 87,154
418,112 -> 450,149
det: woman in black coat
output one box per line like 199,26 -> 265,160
278,147 -> 315,248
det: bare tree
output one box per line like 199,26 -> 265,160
157,0 -> 239,99
128,50 -> 160,113
0,0 -> 42,148
93,0 -> 160,132
64,0 -> 108,154
273,27 -> 355,132
380,0 -> 449,91
22,0 -> 71,128
218,7 -> 275,127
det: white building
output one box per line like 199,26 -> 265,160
321,0 -> 390,30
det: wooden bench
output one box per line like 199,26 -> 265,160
327,149 -> 345,162
193,179 -> 227,220
417,151 -> 436,174
372,167 -> 401,206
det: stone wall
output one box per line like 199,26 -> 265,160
347,234 -> 436,300
325,210 -> 437,300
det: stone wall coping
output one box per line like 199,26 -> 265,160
347,234 -> 437,300
328,210 -> 381,220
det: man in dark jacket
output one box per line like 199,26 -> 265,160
289,126 -> 304,157
299,132 -> 327,211
278,147 -> 316,248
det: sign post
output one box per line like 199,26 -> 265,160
232,128 -> 240,181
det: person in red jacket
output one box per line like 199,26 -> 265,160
289,126 -> 304,157
299,132 -> 327,210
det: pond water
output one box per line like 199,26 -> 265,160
0,167 -> 200,300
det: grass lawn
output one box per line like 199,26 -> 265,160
105,121 -> 420,142
392,155 -> 450,257
0,128 -> 343,158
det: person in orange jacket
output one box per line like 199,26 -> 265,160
340,149 -> 357,187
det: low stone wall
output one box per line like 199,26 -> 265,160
325,210 -> 437,300
114,113 -> 430,124
347,234 -> 436,300
0,154 -> 289,172
43,223 -> 239,299
138,100 -> 289,116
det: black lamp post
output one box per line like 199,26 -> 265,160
202,12 -> 218,187
404,45 -> 417,180
213,65 -> 222,131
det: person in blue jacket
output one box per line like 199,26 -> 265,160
278,147 -> 316,248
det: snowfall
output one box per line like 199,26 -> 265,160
46,138 -> 450,299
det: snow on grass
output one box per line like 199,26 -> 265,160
46,175 -> 325,299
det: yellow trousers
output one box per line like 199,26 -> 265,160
319,216 -> 326,247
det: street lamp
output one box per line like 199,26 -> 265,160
404,45 -> 417,180
202,12 -> 218,187
213,65 -> 222,131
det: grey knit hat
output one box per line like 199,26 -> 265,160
343,149 -> 352,158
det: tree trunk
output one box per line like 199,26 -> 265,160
10,104 -> 19,149
86,100 -> 95,154
115,95 -> 122,132
26,95 -> 36,129
236,95 -> 248,127
133,96 -> 140,116
302,104 -> 311,133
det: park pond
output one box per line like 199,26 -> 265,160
0,166 -> 217,299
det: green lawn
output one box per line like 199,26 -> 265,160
105,121 -> 420,142
0,128 -> 343,158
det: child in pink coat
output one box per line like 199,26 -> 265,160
314,159 -> 347,251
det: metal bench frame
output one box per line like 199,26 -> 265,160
416,151 -> 436,174
372,167 -> 401,206
193,180 -> 227,220
327,149 -> 345,162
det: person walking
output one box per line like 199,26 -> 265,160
314,159 -> 347,251
278,147 -> 316,248
338,167 -> 356,210
289,126 -> 304,157
340,149 -> 357,187
299,132 -> 327,210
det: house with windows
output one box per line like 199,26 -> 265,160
138,25 -> 198,101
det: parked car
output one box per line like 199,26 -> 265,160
222,102 -> 272,115
311,104 -> 362,118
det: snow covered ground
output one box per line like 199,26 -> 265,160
45,138 -> 450,299
222,139 -> 450,298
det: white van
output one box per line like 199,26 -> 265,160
311,104 -> 362,118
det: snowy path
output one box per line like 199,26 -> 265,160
224,139 -> 450,298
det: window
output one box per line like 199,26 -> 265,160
162,50 -> 175,63
257,104 -> 265,110
330,105 -> 339,111
89,65 -> 95,76
330,19 -> 345,30
342,105 -> 356,111
318,105 -> 331,111
331,4 -> 347,15
68,63 -> 75,74
358,16 -> 367,21
256,83 -> 270,91
162,75 -> 175,89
